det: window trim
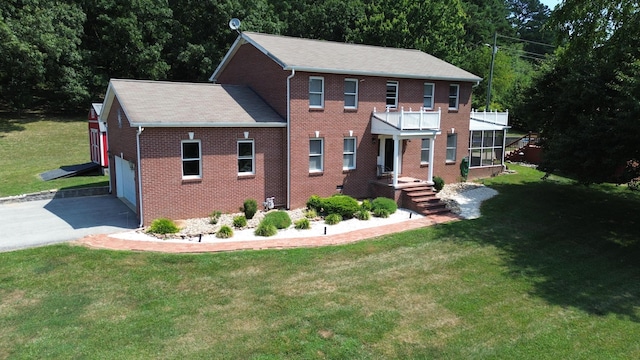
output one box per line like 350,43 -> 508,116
469,130 -> 504,168
420,138 -> 431,165
309,76 -> 325,109
423,83 -> 435,110
344,78 -> 358,109
386,81 -> 399,109
343,137 -> 357,170
237,139 -> 255,176
181,140 -> 202,179
448,84 -> 460,110
309,138 -> 324,173
446,134 -> 457,163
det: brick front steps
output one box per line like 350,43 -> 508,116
401,185 -> 450,216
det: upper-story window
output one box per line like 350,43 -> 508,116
344,79 -> 358,109
449,84 -> 459,110
181,140 -> 202,179
309,77 -> 324,109
237,139 -> 255,175
423,83 -> 435,109
386,81 -> 398,109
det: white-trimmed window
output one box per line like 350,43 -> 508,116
181,140 -> 201,178
449,84 -> 459,110
344,78 -> 358,109
309,77 -> 324,108
446,134 -> 457,162
309,138 -> 323,172
423,83 -> 435,109
237,139 -> 254,175
421,138 -> 431,164
343,137 -> 356,170
386,81 -> 398,109
469,130 -> 504,168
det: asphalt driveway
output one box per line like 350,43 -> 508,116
0,195 -> 137,252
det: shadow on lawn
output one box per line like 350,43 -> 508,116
438,180 -> 640,321
0,113 -> 83,137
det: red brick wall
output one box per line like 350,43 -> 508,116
139,127 -> 286,224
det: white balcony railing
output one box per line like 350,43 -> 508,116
372,106 -> 441,131
470,109 -> 509,126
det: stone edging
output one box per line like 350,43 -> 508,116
0,186 -> 110,204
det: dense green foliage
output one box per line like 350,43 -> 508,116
321,195 -> 360,219
0,0 -> 553,113
294,217 -> 310,230
147,218 -> 179,234
232,215 -> 247,228
355,209 -> 371,220
254,221 -> 277,237
216,225 -> 234,239
305,195 -> 323,213
263,210 -> 292,229
433,176 -> 445,192
324,213 -> 342,225
242,199 -> 258,220
371,197 -> 398,214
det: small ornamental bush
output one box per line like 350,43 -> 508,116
242,199 -> 258,219
209,211 -> 222,225
321,195 -> 359,218
147,218 -> 179,234
232,215 -> 247,228
373,208 -> 390,218
306,195 -> 323,212
325,213 -> 342,225
216,225 -> 234,239
294,218 -> 311,230
263,211 -> 292,229
355,209 -> 371,220
371,197 -> 397,214
304,208 -> 317,219
254,221 -> 277,237
433,176 -> 445,192
360,199 -> 372,211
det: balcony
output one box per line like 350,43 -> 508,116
470,109 -> 509,127
371,107 -> 441,136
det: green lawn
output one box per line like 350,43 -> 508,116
1,165 -> 639,358
0,114 -> 108,197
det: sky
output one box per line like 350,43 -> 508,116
540,0 -> 562,10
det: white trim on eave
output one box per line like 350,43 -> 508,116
127,122 -> 287,128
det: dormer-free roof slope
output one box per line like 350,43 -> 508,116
211,32 -> 481,83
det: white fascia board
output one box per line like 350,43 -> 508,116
287,66 -> 483,83
99,82 -> 116,123
127,122 -> 287,128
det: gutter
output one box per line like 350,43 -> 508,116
136,126 -> 145,227
286,69 -> 295,209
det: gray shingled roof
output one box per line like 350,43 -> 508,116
212,32 -> 481,82
103,79 -> 285,127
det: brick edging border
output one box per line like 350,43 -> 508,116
0,186 -> 110,204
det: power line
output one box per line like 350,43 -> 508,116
496,33 -> 556,48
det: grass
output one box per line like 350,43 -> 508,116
1,164 -> 639,358
0,114 -> 108,197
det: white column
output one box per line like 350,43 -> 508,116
428,136 -> 435,183
392,135 -> 400,188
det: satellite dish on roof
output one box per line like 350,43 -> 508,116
229,18 -> 241,32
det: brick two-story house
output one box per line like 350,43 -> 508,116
101,31 -> 498,226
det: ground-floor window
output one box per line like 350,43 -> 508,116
343,137 -> 356,170
469,130 -> 505,167
446,134 -> 457,162
181,140 -> 201,178
421,138 -> 431,164
309,138 -> 323,172
237,139 -> 254,175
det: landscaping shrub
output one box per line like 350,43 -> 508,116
321,195 -> 359,218
263,210 -> 292,229
294,218 -> 311,230
325,213 -> 342,225
209,211 -> 222,225
304,208 -> 317,219
373,208 -> 390,218
360,199 -> 372,211
306,195 -> 322,212
355,209 -> 371,220
371,197 -> 397,214
232,215 -> 247,228
433,176 -> 445,192
147,218 -> 179,234
254,221 -> 277,237
242,199 -> 258,219
216,225 -> 233,239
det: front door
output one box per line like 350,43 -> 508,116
384,138 -> 394,172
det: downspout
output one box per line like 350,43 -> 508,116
136,126 -> 145,227
286,69 -> 295,209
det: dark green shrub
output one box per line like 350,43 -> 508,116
306,195 -> 322,212
373,208 -> 390,218
209,211 -> 222,225
325,213 -> 342,225
355,209 -> 371,220
254,221 -> 277,237
433,176 -> 445,192
216,225 -> 234,239
147,218 -> 179,234
263,211 -> 292,229
242,199 -> 258,219
371,197 -> 397,214
321,195 -> 359,218
294,218 -> 311,230
232,215 -> 247,228
304,208 -> 317,219
360,199 -> 372,211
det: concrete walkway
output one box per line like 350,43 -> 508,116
75,213 -> 460,253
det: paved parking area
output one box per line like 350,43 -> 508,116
0,195 -> 136,252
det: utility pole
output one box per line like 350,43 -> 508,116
485,31 -> 498,111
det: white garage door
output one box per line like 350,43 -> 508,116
115,156 -> 137,208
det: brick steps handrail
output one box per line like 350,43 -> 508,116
401,185 -> 451,216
